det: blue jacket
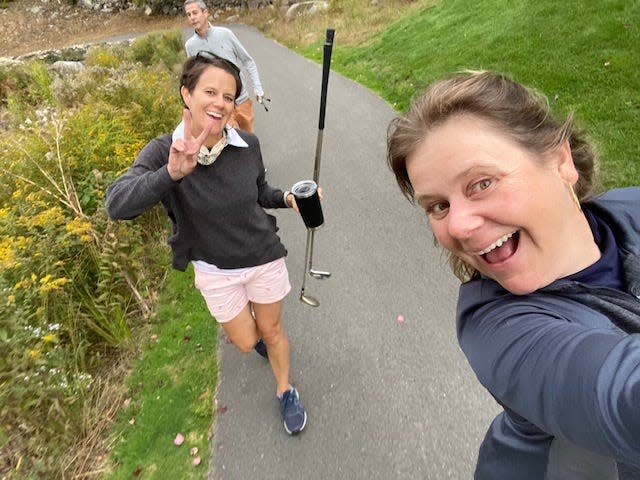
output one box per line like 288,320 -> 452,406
456,187 -> 640,479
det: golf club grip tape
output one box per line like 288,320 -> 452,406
318,28 -> 335,130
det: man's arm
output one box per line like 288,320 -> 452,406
223,28 -> 264,97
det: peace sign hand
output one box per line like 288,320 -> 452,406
167,109 -> 215,181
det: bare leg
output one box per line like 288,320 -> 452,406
220,303 -> 261,353
252,300 -> 291,396
219,301 -> 290,396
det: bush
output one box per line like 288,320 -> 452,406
0,31 -> 184,478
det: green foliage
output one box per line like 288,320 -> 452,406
0,31 -> 185,478
129,29 -> 186,69
0,61 -> 55,126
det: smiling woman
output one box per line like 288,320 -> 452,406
387,70 -> 640,479
105,53 -> 309,436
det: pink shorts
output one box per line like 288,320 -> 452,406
193,258 -> 291,323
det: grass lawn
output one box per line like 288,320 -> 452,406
103,265 -> 218,479
320,0 -> 640,189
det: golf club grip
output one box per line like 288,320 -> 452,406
318,28 -> 335,131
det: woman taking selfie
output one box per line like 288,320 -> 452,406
387,71 -> 640,478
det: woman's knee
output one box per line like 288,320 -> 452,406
235,340 -> 257,353
262,324 -> 287,346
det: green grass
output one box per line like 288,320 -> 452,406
104,265 -> 217,479
302,0 -> 640,189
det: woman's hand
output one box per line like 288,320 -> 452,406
287,187 -> 323,213
167,109 -> 214,181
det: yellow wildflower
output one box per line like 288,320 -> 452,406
30,207 -> 65,228
65,218 -> 94,240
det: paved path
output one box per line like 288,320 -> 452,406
205,25 -> 499,479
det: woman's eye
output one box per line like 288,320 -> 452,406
426,201 -> 449,216
471,178 -> 492,193
224,95 -> 234,103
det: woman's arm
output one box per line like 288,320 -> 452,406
458,291 -> 640,467
105,135 -> 174,220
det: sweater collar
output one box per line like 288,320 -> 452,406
171,121 -> 248,148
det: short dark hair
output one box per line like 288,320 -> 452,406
180,53 -> 242,104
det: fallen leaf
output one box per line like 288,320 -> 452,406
193,456 -> 202,466
133,466 -> 142,476
174,433 -> 185,446
190,447 -> 199,456
217,405 -> 228,414
128,417 -> 135,425
397,314 -> 405,323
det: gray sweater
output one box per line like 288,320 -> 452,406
105,131 -> 288,271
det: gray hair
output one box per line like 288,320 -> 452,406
183,0 -> 207,10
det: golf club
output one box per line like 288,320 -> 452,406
299,230 -> 320,307
299,28 -> 335,307
258,96 -> 271,112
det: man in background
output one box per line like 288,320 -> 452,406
184,0 -> 266,132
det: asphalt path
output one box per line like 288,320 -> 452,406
201,25 -> 499,480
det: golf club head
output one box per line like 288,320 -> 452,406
309,268 -> 331,279
300,292 -> 320,307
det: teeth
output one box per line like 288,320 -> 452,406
477,232 -> 515,255
206,111 -> 222,119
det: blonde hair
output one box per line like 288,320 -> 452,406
387,70 -> 600,281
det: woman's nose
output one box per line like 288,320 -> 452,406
446,200 -> 483,240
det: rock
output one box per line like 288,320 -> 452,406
49,61 -> 85,76
284,1 -> 328,21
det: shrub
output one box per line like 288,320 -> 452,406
0,31 -> 184,478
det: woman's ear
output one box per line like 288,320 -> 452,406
555,140 -> 579,184
180,86 -> 190,108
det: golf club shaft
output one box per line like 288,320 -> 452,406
299,28 -> 335,306
313,28 -> 335,184
301,229 -> 312,292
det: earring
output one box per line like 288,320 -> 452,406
569,184 -> 582,212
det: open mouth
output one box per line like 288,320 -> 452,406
479,231 -> 519,264
206,110 -> 223,120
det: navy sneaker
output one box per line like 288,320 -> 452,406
254,339 -> 268,359
279,387 -> 307,435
